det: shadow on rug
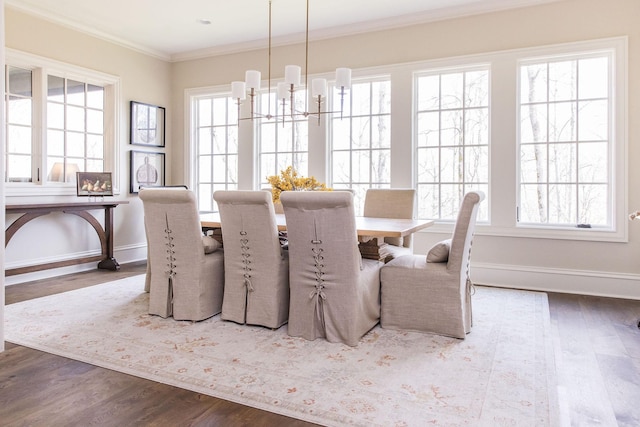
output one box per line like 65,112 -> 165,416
5,275 -> 558,426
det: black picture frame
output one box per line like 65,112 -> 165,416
130,151 -> 165,194
76,172 -> 113,196
130,101 -> 165,147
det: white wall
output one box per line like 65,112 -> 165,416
171,0 -> 640,299
2,0 -> 639,299
3,7 -> 172,284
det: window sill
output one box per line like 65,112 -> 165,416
418,222 -> 627,243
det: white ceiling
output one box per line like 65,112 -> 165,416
6,0 -> 558,61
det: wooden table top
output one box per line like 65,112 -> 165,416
200,213 -> 433,238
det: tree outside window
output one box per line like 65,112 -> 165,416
415,68 -> 489,221
519,55 -> 610,227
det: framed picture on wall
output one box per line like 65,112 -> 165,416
76,172 -> 113,196
130,150 -> 165,193
130,101 -> 165,147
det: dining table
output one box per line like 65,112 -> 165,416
200,212 -> 433,261
200,212 -> 432,238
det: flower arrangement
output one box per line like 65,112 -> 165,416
267,166 -> 330,204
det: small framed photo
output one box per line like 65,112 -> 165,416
130,101 -> 165,147
77,172 -> 113,196
130,150 -> 165,194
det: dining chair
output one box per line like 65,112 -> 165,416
213,190 -> 290,329
141,185 -> 189,293
281,190 -> 383,346
363,188 -> 416,260
140,187 -> 225,321
379,190 -> 485,339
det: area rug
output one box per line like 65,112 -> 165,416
4,275 -> 558,426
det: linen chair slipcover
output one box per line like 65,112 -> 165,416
281,191 -> 383,347
363,188 -> 416,259
140,188 -> 224,321
380,191 -> 485,339
213,190 -> 290,329
142,185 -> 189,293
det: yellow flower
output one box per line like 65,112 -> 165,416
267,166 -> 331,203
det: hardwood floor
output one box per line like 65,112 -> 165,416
2,263 -> 639,426
2,263 -> 315,427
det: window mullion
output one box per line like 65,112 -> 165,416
32,67 -> 46,184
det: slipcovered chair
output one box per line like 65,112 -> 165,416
363,188 -> 416,260
281,191 -> 383,347
380,191 -> 485,339
213,190 -> 289,329
142,185 -> 189,293
140,188 -> 225,321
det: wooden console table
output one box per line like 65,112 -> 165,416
5,201 -> 129,276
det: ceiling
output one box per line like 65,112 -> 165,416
6,0 -> 558,61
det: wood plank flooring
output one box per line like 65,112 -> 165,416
2,262 -> 640,426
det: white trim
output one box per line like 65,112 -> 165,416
514,39 -> 628,241
4,2 -> 170,61
4,242 -> 147,286
473,262 -> 640,300
184,84 -> 233,190
182,37 -> 628,244
5,49 -> 122,197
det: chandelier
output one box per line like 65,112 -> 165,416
230,0 -> 352,125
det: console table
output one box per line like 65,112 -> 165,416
5,201 -> 129,276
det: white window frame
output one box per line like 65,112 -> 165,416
5,49 -> 121,197
183,37 -> 627,243
413,65 -> 490,223
513,38 -> 627,242
328,75 -> 392,213
190,91 -> 240,213
257,87 -> 309,189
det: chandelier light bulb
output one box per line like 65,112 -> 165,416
285,65 -> 302,87
311,78 -> 327,98
231,81 -> 246,100
335,68 -> 352,90
245,70 -> 261,90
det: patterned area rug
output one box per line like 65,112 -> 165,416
5,275 -> 558,426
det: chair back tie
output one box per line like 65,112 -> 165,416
309,219 -> 327,332
240,229 -> 254,292
162,213 -> 176,316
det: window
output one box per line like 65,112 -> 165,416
186,38 -> 626,241
330,78 -> 391,213
5,66 -> 32,183
194,94 -> 239,212
46,75 -> 105,183
415,67 -> 489,221
518,53 -> 611,228
258,89 -> 308,188
4,50 -> 120,196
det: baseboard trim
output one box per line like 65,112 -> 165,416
4,244 -> 147,286
6,248 -> 639,300
473,262 -> 640,300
